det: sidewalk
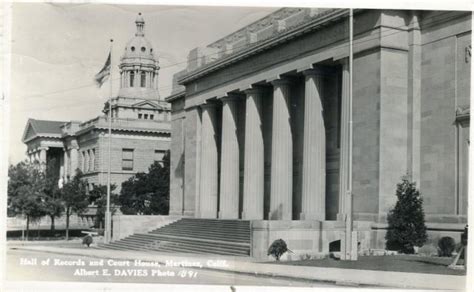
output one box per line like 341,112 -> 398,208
8,242 -> 466,290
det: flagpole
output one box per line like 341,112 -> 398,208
105,39 -> 113,244
347,8 -> 356,261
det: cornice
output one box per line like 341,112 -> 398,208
178,8 -> 349,84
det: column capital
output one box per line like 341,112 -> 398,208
38,146 -> 49,151
302,68 -> 325,77
270,77 -> 292,86
339,57 -> 349,67
243,85 -> 266,95
303,66 -> 337,77
200,101 -> 218,109
221,93 -> 241,103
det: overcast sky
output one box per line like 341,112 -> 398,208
9,3 -> 276,164
8,1 -> 472,165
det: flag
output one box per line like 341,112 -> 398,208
94,52 -> 111,88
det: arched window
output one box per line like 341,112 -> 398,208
141,71 -> 146,87
130,72 -> 134,87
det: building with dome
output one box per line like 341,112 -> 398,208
22,13 -> 171,192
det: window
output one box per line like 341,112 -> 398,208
140,71 -> 146,87
130,72 -> 135,87
138,113 -> 142,119
131,46 -> 135,52
122,149 -> 134,171
144,114 -> 148,119
154,150 -> 166,166
150,114 -> 154,120
141,47 -> 146,52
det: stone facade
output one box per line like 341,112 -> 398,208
166,8 -> 470,257
22,14 -> 171,193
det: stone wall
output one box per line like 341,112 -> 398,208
169,99 -> 185,215
95,132 -> 170,192
419,11 -> 471,217
251,220 -> 372,260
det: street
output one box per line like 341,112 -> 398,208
6,249 -> 336,287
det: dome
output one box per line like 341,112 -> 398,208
118,13 -> 160,101
123,36 -> 155,60
121,13 -> 157,62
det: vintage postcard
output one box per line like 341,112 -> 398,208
1,0 -> 472,291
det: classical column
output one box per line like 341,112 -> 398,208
242,87 -> 265,220
199,103 -> 219,218
269,78 -> 293,220
59,152 -> 64,178
70,147 -> 79,176
134,70 -> 139,87
38,147 -> 48,172
154,71 -> 159,90
39,147 -> 47,164
338,60 -> 350,220
219,95 -> 240,219
63,149 -> 69,181
301,68 -> 326,221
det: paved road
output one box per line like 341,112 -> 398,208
6,249 -> 336,287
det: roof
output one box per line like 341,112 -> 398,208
165,89 -> 186,102
22,119 -> 67,143
30,119 -> 66,134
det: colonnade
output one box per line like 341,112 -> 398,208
196,67 -> 333,221
27,147 -> 48,165
120,69 -> 159,89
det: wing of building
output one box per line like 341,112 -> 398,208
166,8 -> 470,257
22,13 -> 171,192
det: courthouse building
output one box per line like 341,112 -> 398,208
167,8 -> 470,256
22,14 -> 171,192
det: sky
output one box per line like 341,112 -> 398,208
7,1 -> 472,165
8,3 -> 277,164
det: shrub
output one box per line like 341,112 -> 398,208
438,237 -> 456,257
82,234 -> 93,247
267,239 -> 288,261
385,176 -> 428,254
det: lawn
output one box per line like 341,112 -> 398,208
275,255 -> 466,276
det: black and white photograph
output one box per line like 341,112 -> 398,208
1,1 -> 472,291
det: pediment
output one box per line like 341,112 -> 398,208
132,100 -> 159,109
22,120 -> 38,143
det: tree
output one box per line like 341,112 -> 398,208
43,158 -> 63,231
89,184 -> 119,229
119,151 -> 170,215
61,170 -> 89,240
385,176 -> 428,254
8,161 -> 47,239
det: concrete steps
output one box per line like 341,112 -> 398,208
100,218 -> 251,256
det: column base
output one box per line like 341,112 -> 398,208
169,210 -> 183,216
300,212 -> 325,221
268,212 -> 291,221
219,211 -> 238,219
183,210 -> 196,217
336,213 -> 347,221
241,211 -> 263,220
